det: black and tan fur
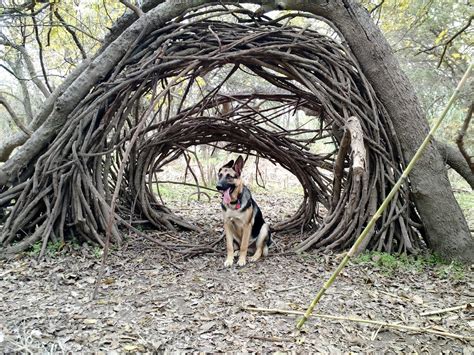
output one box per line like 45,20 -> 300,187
216,156 -> 272,267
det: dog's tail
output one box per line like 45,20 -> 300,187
266,227 -> 272,246
263,225 -> 272,257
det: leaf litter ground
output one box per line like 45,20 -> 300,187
0,192 -> 473,352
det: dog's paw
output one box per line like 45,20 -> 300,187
237,258 -> 247,267
224,258 -> 234,267
249,255 -> 261,263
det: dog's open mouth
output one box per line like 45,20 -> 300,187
220,187 -> 234,204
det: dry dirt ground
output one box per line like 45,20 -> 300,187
1,193 -> 473,353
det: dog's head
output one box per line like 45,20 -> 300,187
216,155 -> 244,204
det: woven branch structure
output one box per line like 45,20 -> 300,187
0,6 -> 423,257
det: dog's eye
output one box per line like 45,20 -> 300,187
218,173 -> 222,178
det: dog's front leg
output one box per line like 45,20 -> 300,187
224,223 -> 235,267
238,224 -> 252,267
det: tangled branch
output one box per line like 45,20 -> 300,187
0,6 -> 422,258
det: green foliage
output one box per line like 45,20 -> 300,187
93,246 -> 103,259
28,240 -> 64,257
362,0 -> 472,145
29,241 -> 42,257
353,251 -> 466,279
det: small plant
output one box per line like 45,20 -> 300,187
352,251 -> 466,280
28,241 -> 42,257
353,252 -> 403,274
93,246 -> 103,258
27,240 -> 64,257
434,260 -> 466,280
48,241 -> 64,254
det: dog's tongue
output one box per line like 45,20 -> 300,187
223,188 -> 231,204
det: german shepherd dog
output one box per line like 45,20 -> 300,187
216,155 -> 272,267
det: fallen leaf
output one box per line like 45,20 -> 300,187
199,321 -> 217,334
83,277 -> 96,284
412,295 -> 423,304
123,344 -> 138,351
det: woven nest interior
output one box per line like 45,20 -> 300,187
0,6 -> 424,256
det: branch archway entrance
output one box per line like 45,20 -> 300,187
0,6 -> 423,257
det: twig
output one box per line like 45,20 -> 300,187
30,8 -> 52,93
54,10 -> 87,59
421,303 -> 473,317
243,306 -> 474,341
0,95 -> 32,136
275,285 -> 306,293
119,0 -> 144,17
416,16 -> 473,68
153,180 -> 216,192
369,0 -> 385,14
436,15 -> 472,68
248,335 -> 294,342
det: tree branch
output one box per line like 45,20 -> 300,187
0,95 -> 32,136
437,141 -> 474,189
416,15 -> 473,68
437,15 -> 472,68
30,9 -> 53,93
369,0 -> 385,14
0,132 -> 28,162
11,58 -> 34,121
0,34 -> 51,97
102,0 -> 165,47
0,2 -> 46,17
53,10 -> 87,59
455,102 -> 473,173
119,0 -> 144,17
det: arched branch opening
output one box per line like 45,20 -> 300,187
0,7 -> 424,258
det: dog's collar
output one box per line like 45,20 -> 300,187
229,193 -> 242,209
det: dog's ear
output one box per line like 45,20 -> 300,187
221,159 -> 234,169
233,155 -> 244,176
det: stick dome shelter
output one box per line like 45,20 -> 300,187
0,6 -> 424,258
